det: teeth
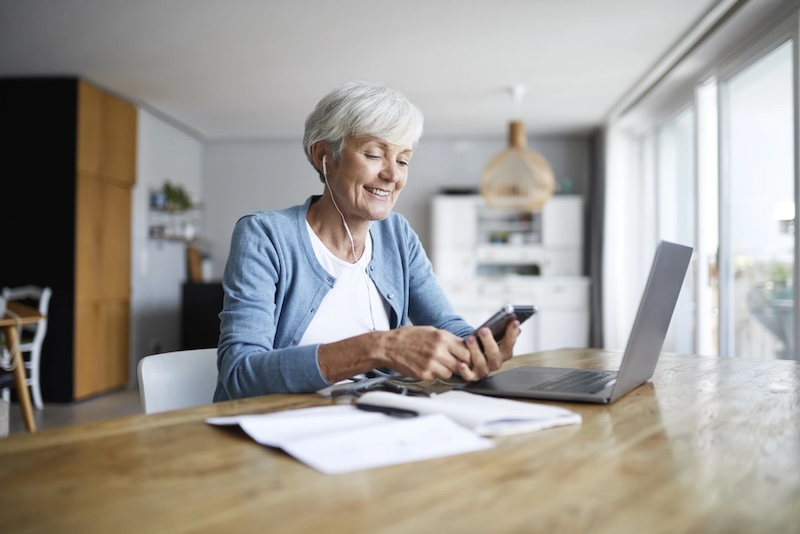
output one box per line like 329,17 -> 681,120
366,187 -> 389,197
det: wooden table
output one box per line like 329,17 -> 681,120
0,301 -> 42,432
1,349 -> 798,533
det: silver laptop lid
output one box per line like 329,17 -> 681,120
609,240 -> 693,402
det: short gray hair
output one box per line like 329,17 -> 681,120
303,81 -> 424,180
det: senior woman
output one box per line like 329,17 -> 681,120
214,81 -> 521,401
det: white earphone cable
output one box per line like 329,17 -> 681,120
323,155 -> 377,332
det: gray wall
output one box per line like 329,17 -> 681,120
203,134 -> 592,278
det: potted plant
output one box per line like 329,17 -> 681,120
163,180 -> 193,211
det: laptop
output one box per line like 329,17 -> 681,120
461,240 -> 693,404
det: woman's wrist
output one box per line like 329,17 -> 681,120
318,330 -> 387,383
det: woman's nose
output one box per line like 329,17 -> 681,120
379,161 -> 401,182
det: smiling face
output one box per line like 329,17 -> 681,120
326,136 -> 413,223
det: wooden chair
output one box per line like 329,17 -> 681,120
137,348 -> 219,414
1,285 -> 52,410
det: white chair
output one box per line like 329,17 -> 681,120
1,285 -> 52,410
137,348 -> 219,414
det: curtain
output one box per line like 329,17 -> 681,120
586,130 -> 605,347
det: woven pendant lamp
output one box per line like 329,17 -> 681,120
480,87 -> 555,211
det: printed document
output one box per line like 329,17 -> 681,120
207,405 -> 493,475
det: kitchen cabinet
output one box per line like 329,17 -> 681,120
431,194 -> 589,353
1,77 -> 137,401
432,194 -> 584,277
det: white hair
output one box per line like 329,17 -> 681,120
303,81 -> 424,180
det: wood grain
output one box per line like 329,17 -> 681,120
1,349 -> 798,533
73,80 -> 136,399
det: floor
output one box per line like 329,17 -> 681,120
3,386 -> 143,436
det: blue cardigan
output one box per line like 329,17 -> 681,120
214,195 -> 472,400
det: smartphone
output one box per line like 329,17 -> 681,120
470,304 -> 537,344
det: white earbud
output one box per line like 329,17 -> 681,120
322,155 -> 327,177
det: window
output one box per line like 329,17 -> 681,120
656,106 -> 696,354
606,8 -> 797,361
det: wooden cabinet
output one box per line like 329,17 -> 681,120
1,77 -> 137,401
431,194 -> 590,352
77,81 -> 137,185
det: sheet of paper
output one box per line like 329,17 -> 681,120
356,390 -> 582,436
207,406 -> 493,474
285,413 -> 493,474
208,405 -> 387,447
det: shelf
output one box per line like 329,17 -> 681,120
148,234 -> 198,242
475,205 -> 542,245
148,205 -> 202,242
475,244 -> 546,265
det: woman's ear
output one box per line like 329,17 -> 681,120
310,142 -> 328,174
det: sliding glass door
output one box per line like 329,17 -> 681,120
719,40 -> 796,359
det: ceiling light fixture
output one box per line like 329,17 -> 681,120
480,84 -> 555,212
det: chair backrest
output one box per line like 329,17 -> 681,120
137,348 -> 219,414
2,285 -> 52,313
1,285 -> 52,346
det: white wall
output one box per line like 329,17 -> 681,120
131,110 -> 204,380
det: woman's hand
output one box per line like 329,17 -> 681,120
377,326 -> 475,382
458,320 -> 520,381
379,321 -> 520,382
319,321 -> 521,384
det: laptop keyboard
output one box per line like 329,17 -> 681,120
535,370 -> 617,393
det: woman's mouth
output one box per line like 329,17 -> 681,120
365,186 -> 390,197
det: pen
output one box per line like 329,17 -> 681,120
355,403 -> 418,418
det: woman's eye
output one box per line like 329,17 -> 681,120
365,154 -> 380,160
398,160 -> 409,167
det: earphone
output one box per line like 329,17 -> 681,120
320,152 -> 377,331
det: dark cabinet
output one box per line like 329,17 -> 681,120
181,282 -> 224,349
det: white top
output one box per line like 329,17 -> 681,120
299,222 -> 390,346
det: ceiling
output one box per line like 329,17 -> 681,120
0,0 -> 722,140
